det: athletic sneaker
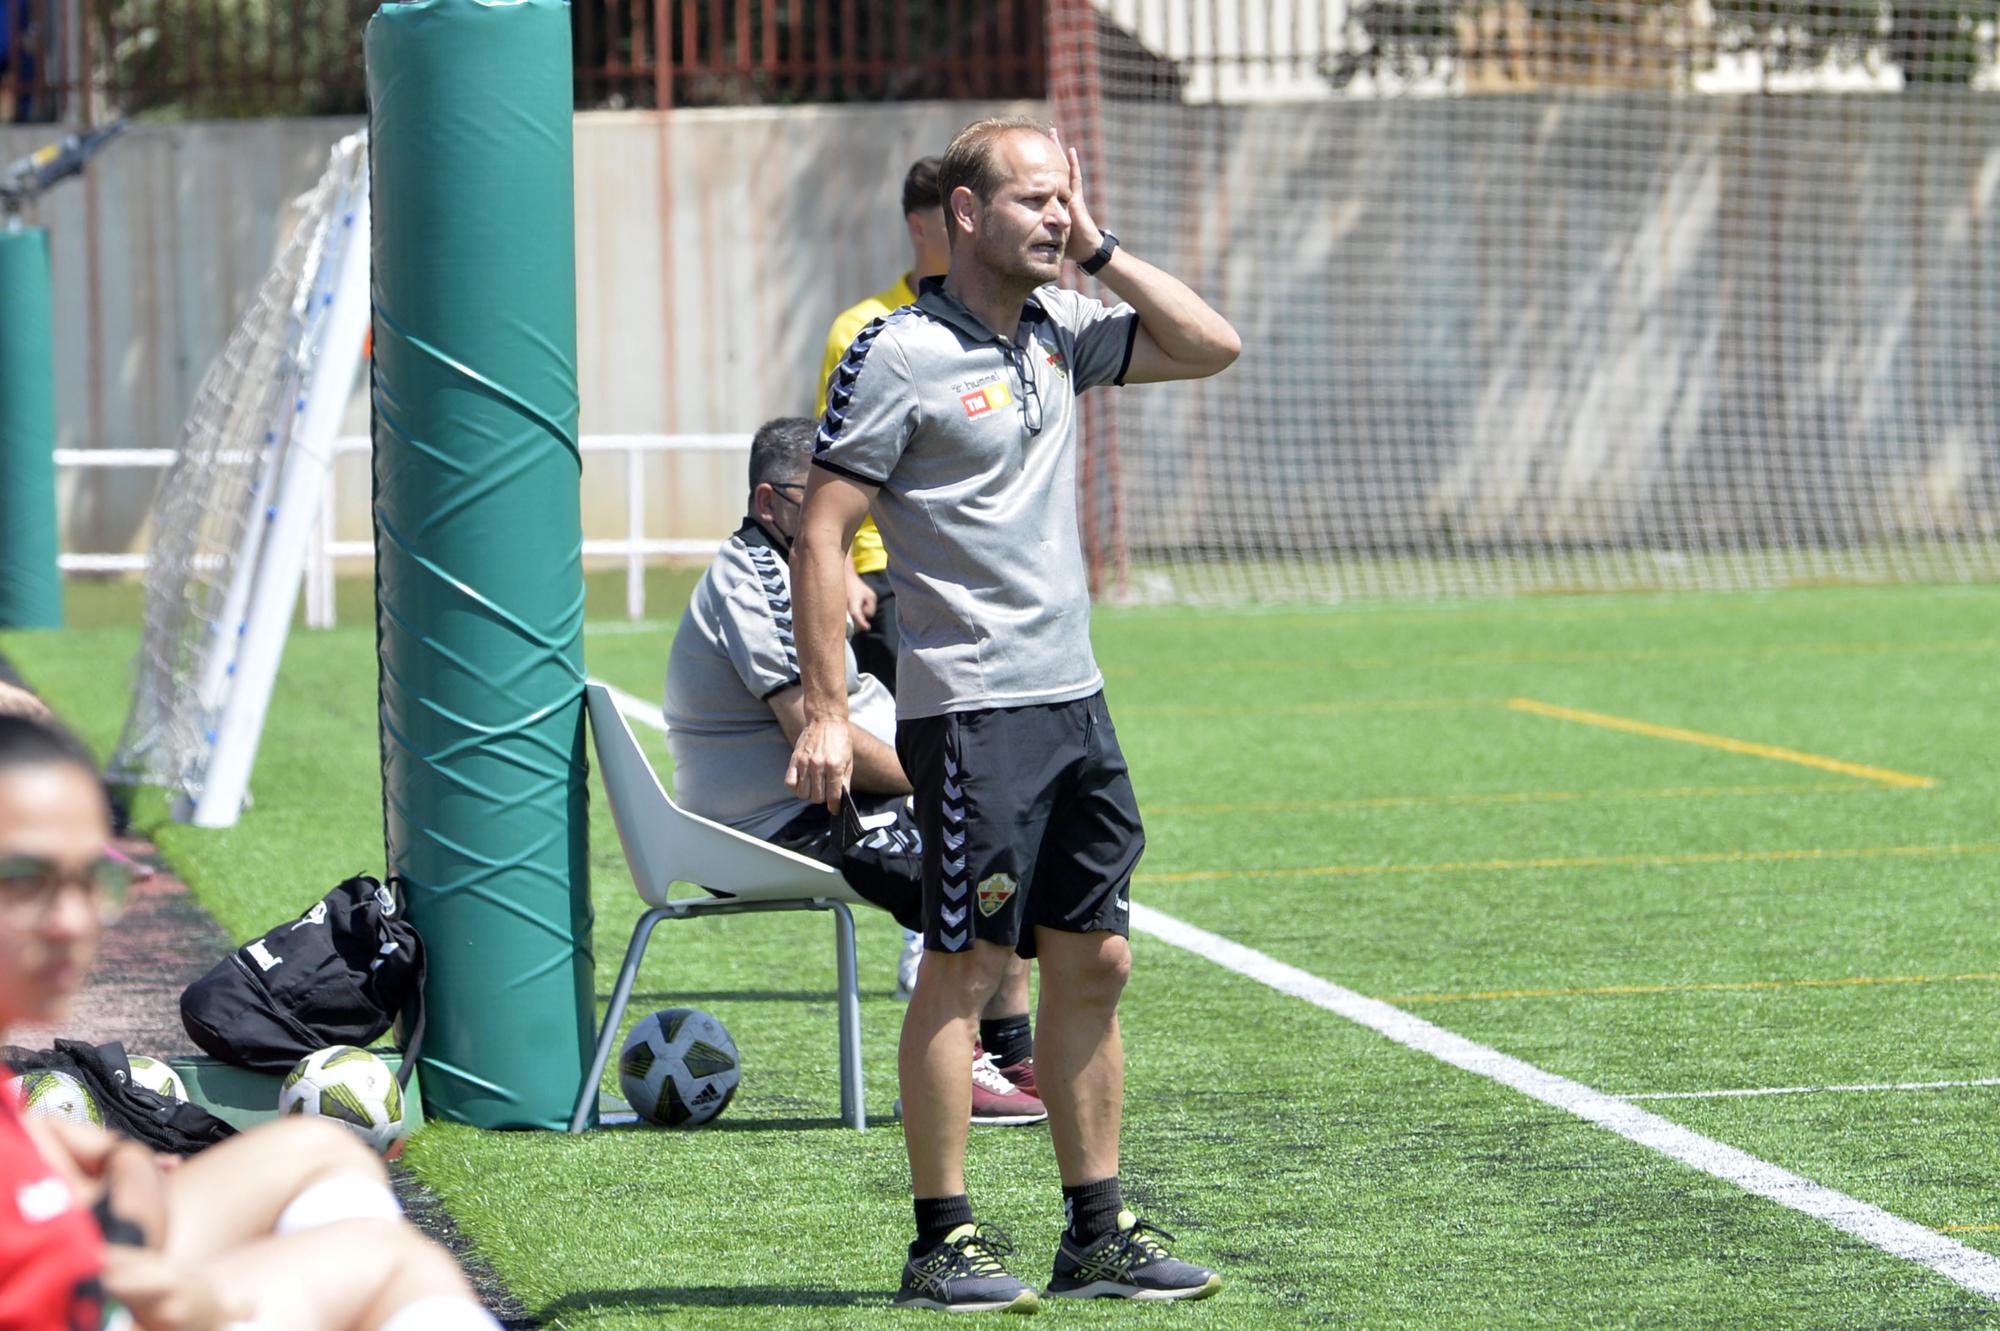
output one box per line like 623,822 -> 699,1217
895,929 -> 924,1001
895,1222 -> 1041,1314
994,1055 -> 1036,1097
1047,1210 -> 1222,1301
891,1047 -> 1049,1127
970,1046 -> 1047,1126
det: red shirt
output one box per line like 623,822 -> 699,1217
0,1078 -> 106,1331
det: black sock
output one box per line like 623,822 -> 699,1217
979,1013 -> 1033,1068
912,1194 -> 976,1256
1062,1176 -> 1123,1244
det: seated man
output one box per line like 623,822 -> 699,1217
0,712 -> 501,1331
663,417 -> 1043,1125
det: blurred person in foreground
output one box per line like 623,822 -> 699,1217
789,117 -> 1240,1310
0,713 -> 501,1331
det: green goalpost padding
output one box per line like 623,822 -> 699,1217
366,0 -> 593,1129
0,229 -> 62,629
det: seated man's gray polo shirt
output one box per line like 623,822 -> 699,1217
664,520 -> 895,838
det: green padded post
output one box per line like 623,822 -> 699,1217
0,229 -> 62,629
366,0 -> 592,1130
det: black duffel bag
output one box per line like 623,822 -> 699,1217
180,874 -> 424,1085
5,1039 -> 236,1154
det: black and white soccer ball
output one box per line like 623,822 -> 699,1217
619,1008 -> 740,1127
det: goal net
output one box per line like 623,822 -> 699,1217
108,134 -> 369,816
1051,0 -> 2000,602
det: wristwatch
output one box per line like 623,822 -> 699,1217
1080,230 -> 1119,276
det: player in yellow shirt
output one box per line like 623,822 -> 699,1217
817,156 -> 949,697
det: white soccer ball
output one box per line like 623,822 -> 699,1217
18,1070 -> 104,1127
278,1046 -> 408,1155
618,1008 -> 740,1127
127,1055 -> 188,1102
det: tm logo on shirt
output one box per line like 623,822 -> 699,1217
960,382 -> 1014,418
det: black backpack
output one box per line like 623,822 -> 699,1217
180,875 -> 425,1084
5,1039 -> 236,1154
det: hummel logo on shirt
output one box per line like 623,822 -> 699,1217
960,382 -> 1013,418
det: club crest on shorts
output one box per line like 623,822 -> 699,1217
976,872 -> 1017,917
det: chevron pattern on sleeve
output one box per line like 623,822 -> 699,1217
744,545 -> 797,673
815,315 -> 889,455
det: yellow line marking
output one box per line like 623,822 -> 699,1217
1382,972 -> 2000,1005
1506,697 -> 1935,789
1135,841 -> 2000,884
1941,1225 -> 2000,1234
1102,637 -> 2000,678
1119,698 -> 1494,718
1143,781 -> 1877,817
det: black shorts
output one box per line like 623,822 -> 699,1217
768,792 -> 923,933
895,692 -> 1143,959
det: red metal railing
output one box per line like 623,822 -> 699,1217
1,0 -> 1044,125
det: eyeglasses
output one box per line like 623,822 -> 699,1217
767,482 -> 806,504
1009,345 -> 1044,436
0,853 -> 133,922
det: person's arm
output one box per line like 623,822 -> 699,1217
767,685 -> 909,796
844,564 -> 877,631
24,1114 -> 169,1247
1056,135 -> 1240,384
785,471 -> 877,813
0,679 -> 52,720
101,1246 -> 245,1331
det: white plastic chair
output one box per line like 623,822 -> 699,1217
570,681 -> 866,1132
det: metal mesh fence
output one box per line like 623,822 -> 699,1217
1052,0 -> 2000,601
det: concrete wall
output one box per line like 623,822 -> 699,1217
8,101 -> 1037,560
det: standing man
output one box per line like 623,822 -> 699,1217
788,118 -> 1240,1311
819,156 -> 950,1001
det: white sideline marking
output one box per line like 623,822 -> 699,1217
1130,904 -> 2000,1303
590,679 -> 668,734
1626,1078 -> 2000,1102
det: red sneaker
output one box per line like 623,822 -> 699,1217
994,1055 -> 1036,1097
970,1045 -> 1047,1126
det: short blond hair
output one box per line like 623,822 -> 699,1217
938,116 -> 1055,233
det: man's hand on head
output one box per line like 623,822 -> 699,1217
1052,128 -> 1105,262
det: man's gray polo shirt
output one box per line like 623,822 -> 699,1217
664,520 -> 895,838
812,276 -> 1138,719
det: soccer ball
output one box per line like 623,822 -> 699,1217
618,1008 -> 740,1127
127,1055 -> 188,1102
279,1046 -> 408,1155
18,1070 -> 104,1127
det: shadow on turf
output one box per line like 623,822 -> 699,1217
595,1114 -> 866,1134
537,1285 -> 879,1314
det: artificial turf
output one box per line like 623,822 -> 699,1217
6,576 -> 1999,1327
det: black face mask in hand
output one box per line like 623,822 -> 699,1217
838,789 -> 867,852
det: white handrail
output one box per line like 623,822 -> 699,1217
52,432 -> 752,622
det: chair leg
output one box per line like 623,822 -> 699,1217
831,901 -> 865,1131
569,906 -> 672,1133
